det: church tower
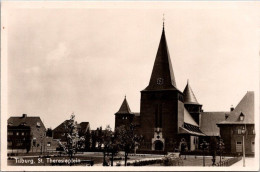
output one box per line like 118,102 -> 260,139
115,96 -> 135,129
139,24 -> 184,152
183,80 -> 202,126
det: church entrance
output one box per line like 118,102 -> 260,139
154,140 -> 164,151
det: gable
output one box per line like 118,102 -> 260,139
218,91 -> 254,124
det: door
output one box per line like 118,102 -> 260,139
251,141 -> 255,152
154,140 -> 163,151
236,141 -> 242,152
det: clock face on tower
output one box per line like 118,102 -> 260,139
157,78 -> 164,85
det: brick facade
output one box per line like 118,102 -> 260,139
8,114 -> 47,153
219,124 -> 255,155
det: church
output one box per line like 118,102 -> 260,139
114,23 -> 255,154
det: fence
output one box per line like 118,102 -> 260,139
215,156 -> 242,166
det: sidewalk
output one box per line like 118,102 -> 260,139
231,157 -> 256,167
95,156 -> 164,166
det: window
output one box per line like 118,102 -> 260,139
36,122 -> 41,127
47,142 -> 51,147
253,129 -> 255,134
8,132 -> 13,136
16,132 -> 19,136
125,117 -> 127,120
33,138 -> 36,146
238,129 -> 242,134
239,113 -> 245,121
16,142 -> 23,146
21,132 -> 24,136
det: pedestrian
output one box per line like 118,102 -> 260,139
105,155 -> 110,166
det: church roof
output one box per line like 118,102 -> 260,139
179,123 -> 205,136
183,80 -> 200,105
200,112 -> 229,136
116,96 -> 133,114
179,107 -> 205,136
184,107 -> 198,127
218,91 -> 254,125
144,26 -> 178,91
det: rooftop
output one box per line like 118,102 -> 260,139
218,91 -> 254,125
200,111 -> 229,136
8,114 -> 46,130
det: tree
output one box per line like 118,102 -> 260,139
96,127 -> 103,149
209,137 -> 218,166
101,125 -> 113,166
91,131 -> 97,150
200,139 -> 209,166
84,129 -> 91,151
115,124 -> 143,166
217,138 -> 225,163
58,113 -> 83,165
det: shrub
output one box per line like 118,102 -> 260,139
162,154 -> 183,166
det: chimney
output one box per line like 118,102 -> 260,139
22,114 -> 27,118
225,113 -> 229,120
230,105 -> 234,112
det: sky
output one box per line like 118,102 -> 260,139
4,1 -> 260,130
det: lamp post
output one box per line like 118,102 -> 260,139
241,127 -> 246,167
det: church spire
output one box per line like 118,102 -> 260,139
163,13 -> 165,30
144,22 -> 177,91
183,80 -> 199,104
117,96 -> 132,114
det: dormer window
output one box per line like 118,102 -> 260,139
239,113 -> 245,121
36,122 -> 41,127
